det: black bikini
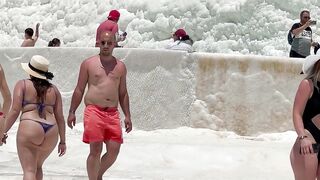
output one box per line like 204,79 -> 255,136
21,79 -> 56,133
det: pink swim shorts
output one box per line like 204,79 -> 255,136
83,105 -> 123,144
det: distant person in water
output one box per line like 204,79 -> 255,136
1,55 -> 66,179
68,31 -> 132,180
21,23 -> 40,47
290,54 -> 320,180
95,10 -> 126,47
166,29 -> 193,53
289,10 -> 318,58
48,38 -> 61,47
0,64 -> 12,144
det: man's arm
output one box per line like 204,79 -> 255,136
33,23 -> 40,42
67,60 -> 89,128
292,21 -> 310,36
118,63 -> 132,133
0,65 -> 11,115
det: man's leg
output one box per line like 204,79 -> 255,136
87,142 -> 103,180
97,141 -> 121,180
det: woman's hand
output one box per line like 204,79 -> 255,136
58,142 -> 66,157
0,133 -> 8,146
300,137 -> 314,154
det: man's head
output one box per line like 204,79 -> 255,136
108,10 -> 120,22
99,31 -> 116,56
173,29 -> 187,41
24,28 -> 34,39
300,10 -> 310,24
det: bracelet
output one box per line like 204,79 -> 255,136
299,135 -> 308,140
59,142 -> 65,145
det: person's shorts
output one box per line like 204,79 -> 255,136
83,105 -> 123,144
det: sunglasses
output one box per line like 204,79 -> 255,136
101,41 -> 113,46
303,16 -> 311,19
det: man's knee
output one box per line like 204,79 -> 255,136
89,143 -> 103,157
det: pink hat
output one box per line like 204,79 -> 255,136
174,29 -> 187,38
108,10 -> 120,21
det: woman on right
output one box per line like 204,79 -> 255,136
290,54 -> 320,180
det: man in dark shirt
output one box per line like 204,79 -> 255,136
290,10 -> 317,58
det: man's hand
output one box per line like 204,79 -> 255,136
124,117 -> 132,133
67,113 -> 76,129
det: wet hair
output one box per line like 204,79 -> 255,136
300,10 -> 310,18
30,76 -> 53,117
25,28 -> 34,37
48,38 -> 61,47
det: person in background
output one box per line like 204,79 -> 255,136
21,23 -> 40,47
0,55 -> 66,179
67,31 -> 132,180
290,10 -> 318,58
166,28 -> 193,53
0,64 -> 11,144
290,54 -> 320,180
95,10 -> 126,47
48,38 -> 61,47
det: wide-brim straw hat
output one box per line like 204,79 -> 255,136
21,55 -> 51,80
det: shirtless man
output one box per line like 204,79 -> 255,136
21,23 -> 40,47
0,64 -> 11,145
67,31 -> 132,180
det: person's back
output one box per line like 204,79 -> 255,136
21,23 -> 40,47
167,40 -> 193,53
166,29 -> 193,53
95,10 -> 120,47
1,55 -> 66,179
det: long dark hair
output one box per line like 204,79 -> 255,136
30,76 -> 52,105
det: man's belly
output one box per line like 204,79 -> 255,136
84,89 -> 119,107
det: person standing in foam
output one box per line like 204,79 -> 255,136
290,54 -> 320,180
68,31 -> 132,180
166,28 -> 193,53
0,64 -> 11,144
95,10 -> 126,47
21,23 -> 40,47
1,55 -> 66,179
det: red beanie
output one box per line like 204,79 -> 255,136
108,10 -> 120,21
174,29 -> 187,38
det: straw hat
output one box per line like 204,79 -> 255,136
21,55 -> 53,80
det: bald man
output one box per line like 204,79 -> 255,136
67,31 -> 132,180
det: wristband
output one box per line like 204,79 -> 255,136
59,142 -> 65,145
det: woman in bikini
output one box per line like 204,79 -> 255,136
1,55 -> 66,179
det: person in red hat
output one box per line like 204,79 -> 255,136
166,28 -> 193,52
95,10 -> 126,47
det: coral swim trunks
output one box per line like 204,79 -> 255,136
83,105 -> 123,144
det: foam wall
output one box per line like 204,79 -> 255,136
0,48 -> 304,135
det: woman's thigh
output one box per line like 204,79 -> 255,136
37,125 -> 59,166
